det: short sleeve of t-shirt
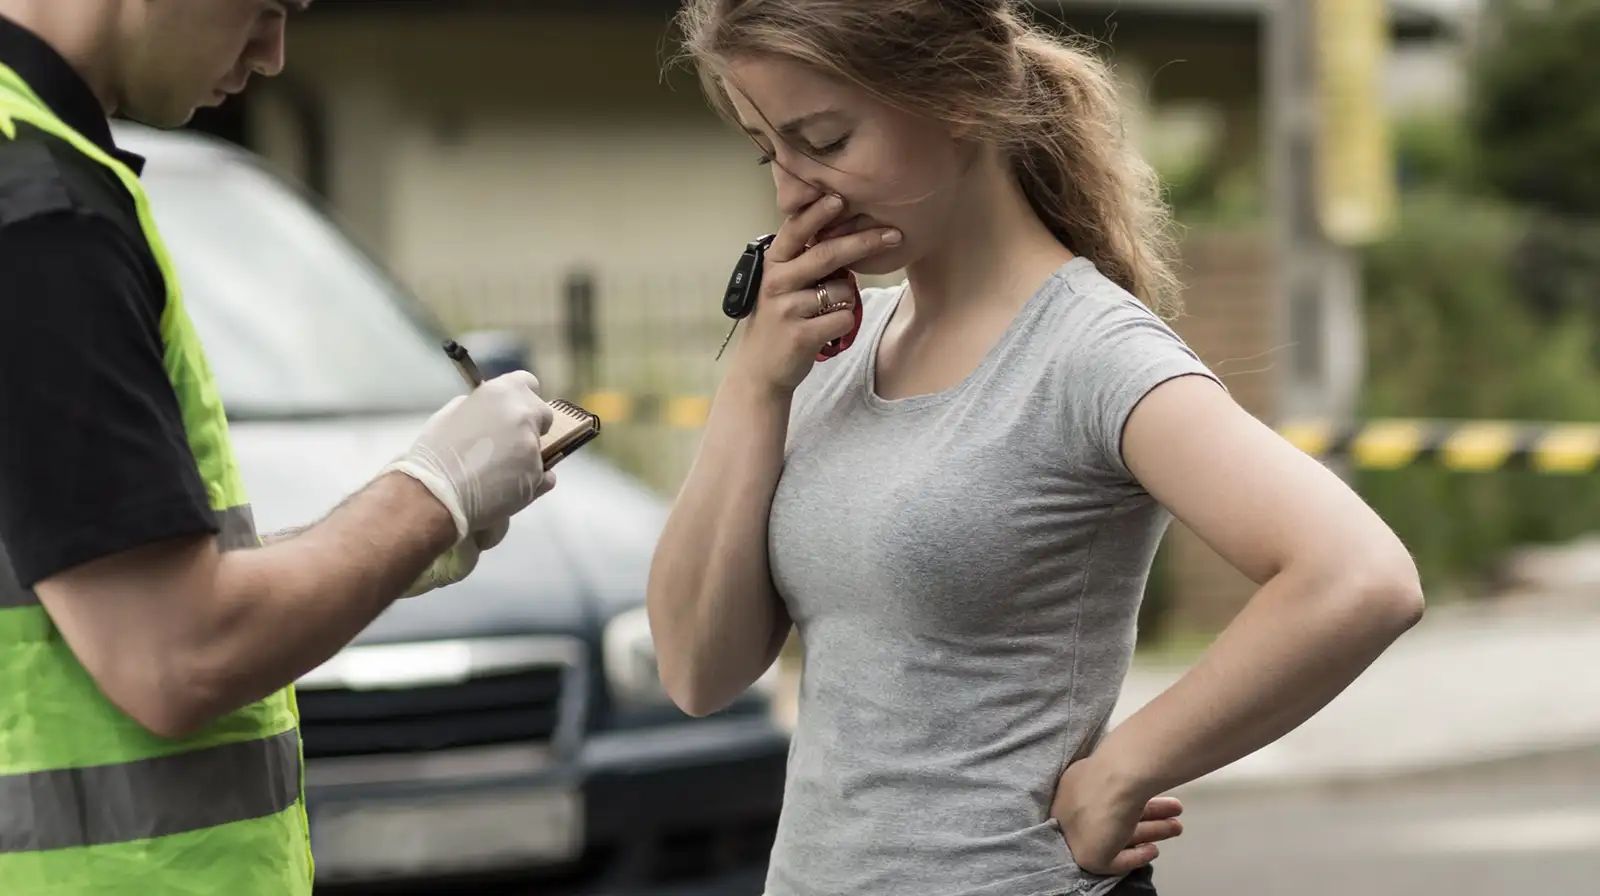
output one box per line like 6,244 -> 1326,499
1055,283 -> 1224,481
0,210 -> 216,588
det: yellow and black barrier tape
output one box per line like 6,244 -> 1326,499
579,393 -> 1600,474
1276,419 -> 1600,473
579,390 -> 716,432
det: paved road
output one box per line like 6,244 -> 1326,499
1150,750 -> 1600,895
329,751 -> 1600,896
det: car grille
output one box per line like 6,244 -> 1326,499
295,636 -> 582,759
646,817 -> 780,884
297,668 -> 565,758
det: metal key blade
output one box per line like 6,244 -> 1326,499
714,319 -> 740,361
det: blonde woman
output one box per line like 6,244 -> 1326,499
647,2 -> 1424,894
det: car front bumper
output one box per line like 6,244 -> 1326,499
308,714 -> 789,895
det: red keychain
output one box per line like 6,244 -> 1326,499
815,268 -> 864,360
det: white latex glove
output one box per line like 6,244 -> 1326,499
384,371 -> 556,539
401,518 -> 511,599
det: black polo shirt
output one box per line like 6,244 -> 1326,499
0,15 -> 214,590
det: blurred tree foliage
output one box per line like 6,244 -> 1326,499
1350,1 -> 1600,593
1471,0 -> 1600,218
1357,193 -> 1600,590
1144,3 -> 1600,598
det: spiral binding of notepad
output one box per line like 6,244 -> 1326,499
551,398 -> 601,432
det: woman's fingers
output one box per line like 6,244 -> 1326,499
1127,818 -> 1183,846
769,227 -> 900,294
768,193 -> 845,263
1141,797 -> 1184,821
1103,842 -> 1160,877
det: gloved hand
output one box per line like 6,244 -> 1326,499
384,371 -> 556,540
401,518 -> 511,599
399,464 -> 557,599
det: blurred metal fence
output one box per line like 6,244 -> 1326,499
416,264 -> 739,494
417,264 -> 1600,501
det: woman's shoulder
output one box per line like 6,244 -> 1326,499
1049,258 -> 1170,329
1040,258 -> 1224,474
1037,258 -> 1201,369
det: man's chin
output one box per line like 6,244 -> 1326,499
120,101 -> 201,130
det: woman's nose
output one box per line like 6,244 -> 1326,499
773,158 -> 827,219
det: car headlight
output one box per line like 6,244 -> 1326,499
601,606 -> 779,710
602,606 -> 666,708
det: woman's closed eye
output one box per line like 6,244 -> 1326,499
810,134 -> 851,156
756,133 -> 853,166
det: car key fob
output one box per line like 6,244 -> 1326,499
723,234 -> 776,320
722,233 -> 862,363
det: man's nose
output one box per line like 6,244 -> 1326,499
248,15 -> 288,78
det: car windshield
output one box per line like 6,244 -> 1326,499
139,150 -> 462,419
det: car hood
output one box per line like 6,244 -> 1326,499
230,413 -> 668,644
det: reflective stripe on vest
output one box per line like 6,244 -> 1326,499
0,729 -> 300,854
0,61 -> 312,893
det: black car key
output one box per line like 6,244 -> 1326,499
716,234 -> 776,360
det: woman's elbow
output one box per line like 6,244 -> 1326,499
670,691 -> 729,720
1350,551 -> 1426,636
657,656 -> 736,718
646,581 -> 738,717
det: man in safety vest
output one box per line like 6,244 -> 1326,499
0,2 -> 556,891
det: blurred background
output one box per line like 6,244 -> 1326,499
174,0 -> 1599,893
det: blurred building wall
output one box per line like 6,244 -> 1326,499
257,12 -> 774,272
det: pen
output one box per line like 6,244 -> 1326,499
442,340 -> 484,389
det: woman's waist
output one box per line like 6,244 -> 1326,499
789,682 -> 1110,777
766,796 -> 1109,896
781,737 -> 1067,833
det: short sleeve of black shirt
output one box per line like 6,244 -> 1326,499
0,141 -> 216,589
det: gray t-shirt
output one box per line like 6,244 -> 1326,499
765,256 -> 1220,896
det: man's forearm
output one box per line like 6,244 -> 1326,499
260,526 -> 305,546
186,472 -> 456,722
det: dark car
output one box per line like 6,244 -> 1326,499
119,123 -> 788,895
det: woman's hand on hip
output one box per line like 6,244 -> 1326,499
728,193 -> 900,395
1052,754 -> 1184,875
